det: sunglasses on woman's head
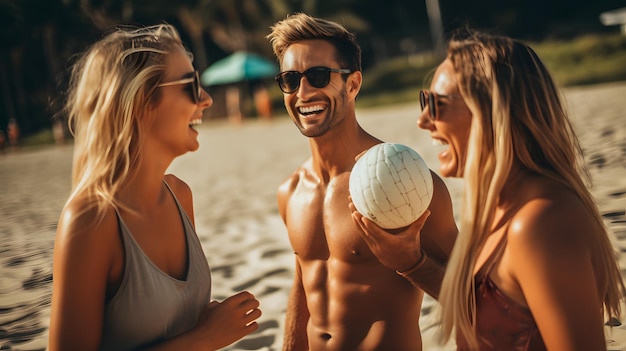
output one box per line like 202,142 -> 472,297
158,71 -> 202,104
275,66 -> 352,94
419,90 -> 461,120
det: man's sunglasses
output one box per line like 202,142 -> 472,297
419,90 -> 461,120
275,66 -> 351,94
158,71 -> 202,104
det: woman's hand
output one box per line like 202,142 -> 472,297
350,199 -> 431,272
192,291 -> 262,350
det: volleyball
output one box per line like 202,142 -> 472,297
349,143 -> 434,229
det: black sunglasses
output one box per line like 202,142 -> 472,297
158,71 -> 202,104
419,90 -> 461,120
275,66 -> 351,94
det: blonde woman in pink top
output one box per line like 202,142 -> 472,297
353,29 -> 625,350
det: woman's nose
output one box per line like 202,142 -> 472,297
200,89 -> 213,108
417,107 -> 433,130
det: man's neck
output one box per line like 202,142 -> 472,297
307,122 -> 381,182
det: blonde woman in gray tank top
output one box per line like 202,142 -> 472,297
48,24 -> 261,350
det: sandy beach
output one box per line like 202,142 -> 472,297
0,81 -> 625,350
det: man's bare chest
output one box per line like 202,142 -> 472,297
285,175 -> 374,262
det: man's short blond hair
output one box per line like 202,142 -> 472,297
267,12 -> 361,72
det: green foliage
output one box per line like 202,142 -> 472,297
20,128 -> 55,148
530,33 -> 626,86
358,53 -> 439,107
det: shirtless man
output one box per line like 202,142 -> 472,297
267,13 -> 458,350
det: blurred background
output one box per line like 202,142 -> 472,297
0,0 -> 625,145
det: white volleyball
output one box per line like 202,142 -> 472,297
349,143 -> 434,229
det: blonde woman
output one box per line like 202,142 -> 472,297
48,24 -> 261,350
353,30 -> 624,350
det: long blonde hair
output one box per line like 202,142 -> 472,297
437,30 -> 624,349
63,24 -> 188,219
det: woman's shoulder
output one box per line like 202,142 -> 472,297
507,176 -> 594,253
59,195 -> 117,235
163,174 -> 192,196
56,194 -> 121,259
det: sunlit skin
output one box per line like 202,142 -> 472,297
417,59 -> 471,178
145,47 -> 212,157
49,47 -> 262,351
278,39 -> 458,351
416,58 -> 609,350
281,40 -> 351,138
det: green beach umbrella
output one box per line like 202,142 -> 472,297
201,51 -> 279,86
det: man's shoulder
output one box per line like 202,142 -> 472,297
279,159 -> 313,192
280,158 -> 313,188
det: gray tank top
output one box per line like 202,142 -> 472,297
100,180 -> 211,351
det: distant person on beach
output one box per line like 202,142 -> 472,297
253,84 -> 272,121
7,118 -> 19,150
48,24 -> 261,351
267,13 -> 458,350
352,29 -> 626,350
52,118 -> 65,145
0,129 -> 5,153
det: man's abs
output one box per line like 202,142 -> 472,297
301,258 -> 424,351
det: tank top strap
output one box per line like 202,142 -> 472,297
112,206 -> 130,245
162,179 -> 181,211
161,178 -> 194,230
477,233 -> 509,278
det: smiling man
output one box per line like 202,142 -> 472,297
267,13 -> 458,351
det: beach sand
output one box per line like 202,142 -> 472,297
0,81 -> 625,350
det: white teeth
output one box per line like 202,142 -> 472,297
189,118 -> 202,126
432,138 -> 448,146
298,105 -> 325,115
